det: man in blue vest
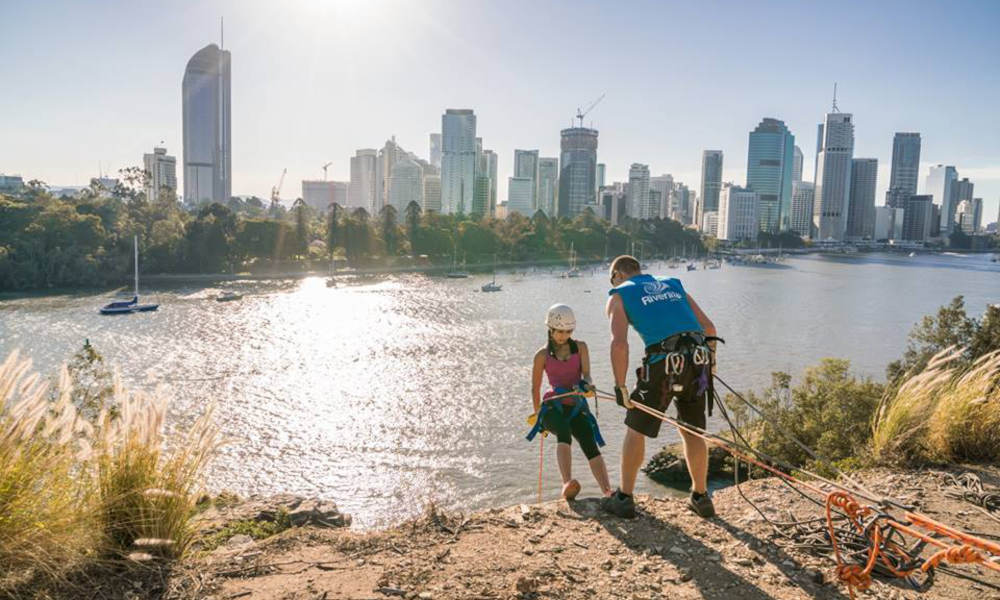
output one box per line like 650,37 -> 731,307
603,255 -> 719,519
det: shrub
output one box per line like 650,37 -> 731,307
724,360 -> 883,478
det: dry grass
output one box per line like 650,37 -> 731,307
0,349 -> 221,590
872,347 -> 1000,465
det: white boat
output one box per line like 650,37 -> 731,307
481,254 -> 502,292
216,290 -> 243,302
445,246 -> 469,278
100,236 -> 159,315
563,242 -> 581,278
908,252 -> 917,258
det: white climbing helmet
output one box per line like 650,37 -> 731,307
545,304 -> 576,330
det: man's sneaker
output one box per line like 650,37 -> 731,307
601,489 -> 636,519
688,491 -> 715,518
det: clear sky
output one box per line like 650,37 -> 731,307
2,0 -> 998,222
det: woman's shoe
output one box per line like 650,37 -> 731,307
562,479 -> 581,500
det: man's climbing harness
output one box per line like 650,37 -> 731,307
590,354 -> 1000,599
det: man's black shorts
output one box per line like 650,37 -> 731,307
624,356 -> 706,438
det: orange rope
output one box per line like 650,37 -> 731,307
537,434 -> 544,504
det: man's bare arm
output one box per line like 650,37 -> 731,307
607,294 -> 630,388
686,293 -> 717,350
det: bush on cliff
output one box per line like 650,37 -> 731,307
722,360 -> 883,478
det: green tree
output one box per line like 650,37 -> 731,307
326,203 -> 341,258
886,296 -> 977,382
405,201 -> 421,253
380,205 -> 399,256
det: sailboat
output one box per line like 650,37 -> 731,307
100,235 -> 159,315
445,245 -> 469,278
563,242 -> 581,278
481,254 -> 502,292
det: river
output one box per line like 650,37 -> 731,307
1,252 -> 997,528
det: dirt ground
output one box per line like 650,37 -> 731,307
148,466 -> 1000,600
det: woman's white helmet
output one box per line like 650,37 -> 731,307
545,304 -> 576,330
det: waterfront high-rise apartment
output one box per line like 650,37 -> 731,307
846,158 -> 878,240
558,127 -> 599,217
747,118 -> 795,233
514,150 -> 540,211
628,163 -> 654,220
925,165 -> 958,235
698,151 -> 723,228
349,149 -> 378,211
182,43 -> 231,204
537,157 -> 559,217
441,109 -> 477,214
507,177 -> 534,216
812,112 -> 855,241
718,183 -> 759,242
143,146 -> 177,203
790,181 -> 815,237
389,158 -> 424,212
650,175 -> 675,221
792,145 -> 804,182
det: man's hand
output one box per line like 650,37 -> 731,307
615,385 -> 633,409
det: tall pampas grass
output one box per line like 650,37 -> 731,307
872,347 -> 1000,465
0,348 -> 222,590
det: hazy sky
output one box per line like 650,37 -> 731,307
2,0 -> 998,221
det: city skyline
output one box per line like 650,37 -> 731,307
2,1 -> 999,222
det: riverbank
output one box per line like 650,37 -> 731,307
27,466 -> 998,600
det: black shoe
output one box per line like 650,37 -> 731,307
601,489 -> 636,519
688,491 -> 715,518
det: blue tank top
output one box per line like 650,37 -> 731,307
608,274 -> 703,347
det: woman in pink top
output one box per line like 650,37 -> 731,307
530,304 -> 612,500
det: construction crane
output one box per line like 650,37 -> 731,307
575,93 -> 605,128
270,168 -> 287,207
322,162 -> 333,181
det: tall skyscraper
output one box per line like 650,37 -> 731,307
971,197 -> 983,232
558,127 -> 598,217
650,174 -> 675,220
182,43 -> 231,204
349,149 -> 377,211
670,184 -> 692,223
507,177 -> 534,216
813,112 -> 855,241
925,165 -> 958,235
888,133 -> 921,195
792,145 -> 804,182
143,146 -> 177,203
537,157 -> 559,217
698,151 -> 723,228
628,163 -> 653,220
441,109 -> 477,214
429,133 -> 442,168
422,175 -> 441,213
514,149 -> 540,211
790,181 -> 815,237
597,163 -> 606,189
747,118 -> 795,233
718,184 -> 759,242
954,177 -> 974,206
389,158 -> 424,212
846,158 -> 878,240
483,149 -> 498,216
902,195 -> 933,241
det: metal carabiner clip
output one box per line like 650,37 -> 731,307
667,352 -> 685,375
692,346 -> 709,366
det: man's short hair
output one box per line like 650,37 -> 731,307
610,255 -> 641,279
